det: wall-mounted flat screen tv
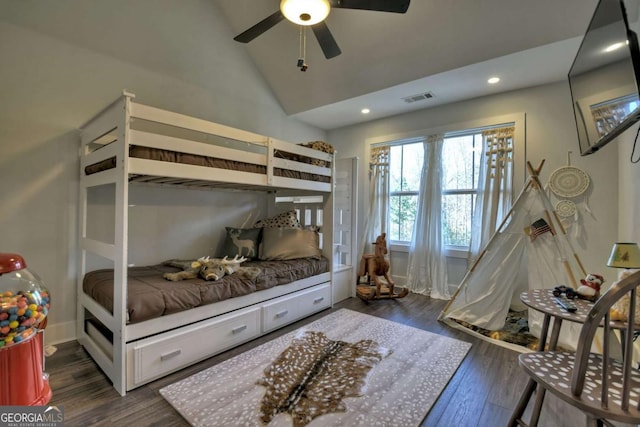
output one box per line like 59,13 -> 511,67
569,0 -> 640,155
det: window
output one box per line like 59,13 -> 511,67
385,124 -> 509,249
441,133 -> 482,248
388,142 -> 423,241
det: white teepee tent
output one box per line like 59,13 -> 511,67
439,161 -> 587,351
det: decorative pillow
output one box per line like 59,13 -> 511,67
260,228 -> 321,260
253,210 -> 301,229
300,140 -> 335,154
299,141 -> 335,167
219,227 -> 262,259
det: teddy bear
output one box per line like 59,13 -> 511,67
576,273 -> 604,301
610,269 -> 640,322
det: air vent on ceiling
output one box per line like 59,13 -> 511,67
402,92 -> 435,104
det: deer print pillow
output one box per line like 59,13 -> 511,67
219,227 -> 262,260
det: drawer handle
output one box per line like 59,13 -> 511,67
232,325 -> 247,334
160,349 -> 181,361
276,310 -> 289,318
313,297 -> 325,304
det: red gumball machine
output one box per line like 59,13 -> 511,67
0,253 -> 52,405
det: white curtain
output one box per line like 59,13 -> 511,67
468,126 -> 514,264
359,146 -> 390,258
406,135 -> 449,299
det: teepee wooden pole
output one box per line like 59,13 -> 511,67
540,193 -> 581,288
472,181 -> 532,274
541,207 -> 578,288
533,167 -> 587,283
459,159 -> 540,280
526,158 -> 587,285
438,166 -> 544,320
574,255 -> 587,278
549,209 -> 587,277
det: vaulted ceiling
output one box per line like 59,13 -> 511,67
214,0 -> 599,129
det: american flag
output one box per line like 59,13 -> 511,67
529,218 -> 551,242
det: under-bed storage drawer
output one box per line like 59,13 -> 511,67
262,284 -> 331,333
126,306 -> 261,390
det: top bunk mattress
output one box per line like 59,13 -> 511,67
83,145 -> 331,184
83,257 -> 329,324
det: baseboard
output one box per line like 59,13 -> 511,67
390,275 -> 407,286
43,320 -> 76,346
392,275 -> 458,298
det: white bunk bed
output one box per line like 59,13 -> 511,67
77,92 -> 334,396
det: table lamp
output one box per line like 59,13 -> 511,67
607,242 -> 640,269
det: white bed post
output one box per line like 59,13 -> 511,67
266,137 -> 274,186
327,155 -> 336,308
76,151 -> 88,352
76,91 -> 133,396
111,92 -> 133,395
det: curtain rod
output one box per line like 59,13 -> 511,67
372,121 -> 515,147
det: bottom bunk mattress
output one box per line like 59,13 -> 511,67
83,257 -> 329,324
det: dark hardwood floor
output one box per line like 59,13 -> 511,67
46,293 -> 589,426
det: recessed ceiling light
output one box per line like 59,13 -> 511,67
488,77 -> 500,84
604,41 -> 626,52
361,108 -> 370,114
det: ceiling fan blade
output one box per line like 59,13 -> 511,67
331,0 -> 410,13
233,10 -> 285,43
311,22 -> 342,59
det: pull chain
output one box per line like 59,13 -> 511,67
297,26 -> 308,72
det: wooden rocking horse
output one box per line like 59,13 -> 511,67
356,233 -> 409,300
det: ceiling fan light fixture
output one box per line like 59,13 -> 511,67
280,0 -> 331,26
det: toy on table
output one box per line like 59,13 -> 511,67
552,285 -> 577,299
577,273 -> 604,302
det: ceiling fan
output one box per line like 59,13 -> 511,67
233,0 -> 411,61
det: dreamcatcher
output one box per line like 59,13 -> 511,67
547,151 -> 591,236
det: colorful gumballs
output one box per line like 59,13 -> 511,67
0,258 -> 50,343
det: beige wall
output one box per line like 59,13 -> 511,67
617,126 -> 640,244
0,1 -> 325,344
329,80 -> 624,289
